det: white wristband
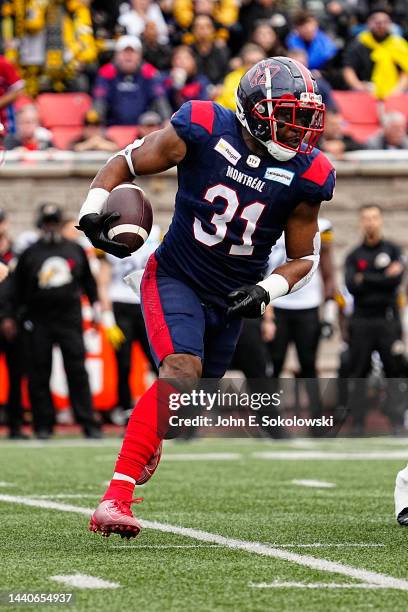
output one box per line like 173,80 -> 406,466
79,187 -> 110,220
102,310 -> 116,328
257,273 -> 289,301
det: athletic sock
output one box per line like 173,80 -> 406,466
103,380 -> 171,502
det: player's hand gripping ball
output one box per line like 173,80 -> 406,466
103,184 -> 153,253
79,184 -> 153,259
227,285 -> 270,318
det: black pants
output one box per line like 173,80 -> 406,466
113,302 -> 156,413
268,307 -> 321,377
0,332 -> 24,434
231,318 -> 270,377
25,312 -> 97,434
268,307 -> 322,419
347,315 -> 404,428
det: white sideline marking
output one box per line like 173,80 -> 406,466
0,482 -> 14,487
113,544 -> 220,549
96,453 -> 241,462
254,451 -> 408,460
0,495 -> 406,591
50,574 -> 120,589
292,479 -> 336,489
268,543 -> 384,548
249,581 -> 389,589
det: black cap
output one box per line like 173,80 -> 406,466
36,203 -> 63,228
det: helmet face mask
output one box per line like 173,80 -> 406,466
236,57 -> 326,161
252,94 -> 325,155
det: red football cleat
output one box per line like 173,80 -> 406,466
89,498 -> 143,539
135,441 -> 163,485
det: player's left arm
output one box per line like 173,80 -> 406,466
227,201 -> 321,318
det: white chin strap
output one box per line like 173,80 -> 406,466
265,140 -> 297,161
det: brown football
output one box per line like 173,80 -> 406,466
103,183 -> 153,253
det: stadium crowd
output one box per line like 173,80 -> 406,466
1,1 -> 408,153
1,0 -> 408,439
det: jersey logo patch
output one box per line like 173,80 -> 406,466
214,138 -> 241,166
246,155 -> 260,168
264,167 -> 294,186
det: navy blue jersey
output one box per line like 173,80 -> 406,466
155,101 -> 335,308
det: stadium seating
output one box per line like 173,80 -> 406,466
332,91 -> 380,143
384,94 -> 408,121
106,126 -> 139,148
51,127 -> 83,150
37,93 -> 92,129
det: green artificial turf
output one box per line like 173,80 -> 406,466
0,436 -> 408,611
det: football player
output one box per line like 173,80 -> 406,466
78,57 -> 336,538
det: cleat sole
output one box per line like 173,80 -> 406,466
88,518 -> 141,539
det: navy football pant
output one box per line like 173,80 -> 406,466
141,255 -> 242,378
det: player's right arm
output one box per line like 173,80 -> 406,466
78,124 -> 187,258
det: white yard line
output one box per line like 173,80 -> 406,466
0,495 -> 406,591
50,574 -> 120,589
249,581 -> 390,589
254,451 -> 408,460
292,479 -> 336,488
0,482 -> 14,487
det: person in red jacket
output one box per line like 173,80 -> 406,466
0,55 -> 24,133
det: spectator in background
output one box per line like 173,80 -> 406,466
287,48 -> 338,111
239,0 -> 290,47
319,110 -> 363,159
344,204 -> 405,433
286,10 -> 338,70
0,209 -> 25,439
4,105 -> 53,151
165,46 -> 210,111
91,0 -> 123,42
0,54 -> 25,134
343,6 -> 408,99
216,44 -> 266,111
174,0 -> 238,35
250,20 -> 286,57
366,111 -> 408,149
267,218 -> 337,428
69,109 -> 117,152
0,260 -> 8,283
137,110 -> 163,137
190,14 -> 230,86
119,0 -> 169,45
142,21 -> 173,71
93,35 -> 171,126
14,0 -> 97,97
13,204 -> 102,440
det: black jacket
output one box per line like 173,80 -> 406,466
13,237 -> 97,319
345,239 -> 404,317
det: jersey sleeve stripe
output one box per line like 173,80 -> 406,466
190,101 -> 215,134
301,152 -> 334,186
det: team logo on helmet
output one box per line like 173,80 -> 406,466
248,61 -> 280,88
